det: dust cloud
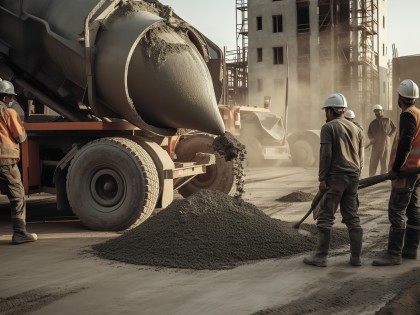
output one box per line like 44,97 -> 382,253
248,60 -> 362,133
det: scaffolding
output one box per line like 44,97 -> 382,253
294,0 -> 380,127
236,0 -> 248,50
350,0 -> 379,126
228,0 -> 381,119
223,0 -> 249,105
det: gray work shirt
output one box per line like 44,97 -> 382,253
319,118 -> 364,181
367,117 -> 396,148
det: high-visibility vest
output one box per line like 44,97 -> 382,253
0,105 -> 26,159
389,106 -> 420,171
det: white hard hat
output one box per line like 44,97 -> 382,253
344,109 -> 355,119
322,93 -> 348,109
372,104 -> 383,111
398,79 -> 419,99
0,80 -> 16,95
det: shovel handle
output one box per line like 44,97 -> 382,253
358,167 -> 420,189
293,167 -> 420,229
292,189 -> 325,229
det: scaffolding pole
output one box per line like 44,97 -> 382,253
223,0 -> 249,105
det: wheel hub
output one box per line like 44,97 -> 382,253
90,169 -> 124,209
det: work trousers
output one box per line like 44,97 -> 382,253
369,144 -> 389,176
0,164 -> 26,221
317,174 -> 361,231
388,174 -> 420,230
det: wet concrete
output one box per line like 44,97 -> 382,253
276,191 -> 315,202
93,189 -> 348,270
213,132 -> 246,198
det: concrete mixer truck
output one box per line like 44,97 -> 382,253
0,0 -> 238,230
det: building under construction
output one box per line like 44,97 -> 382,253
228,0 -> 388,131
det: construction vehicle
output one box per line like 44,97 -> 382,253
0,0 -> 238,231
218,104 -> 290,166
221,45 -> 320,168
216,103 -> 319,167
176,99 -> 319,170
172,102 -> 290,197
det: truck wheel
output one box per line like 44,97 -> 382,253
175,134 -> 236,198
290,139 -> 316,167
67,138 -> 159,231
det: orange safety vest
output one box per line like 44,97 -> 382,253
0,104 -> 26,159
389,106 -> 420,171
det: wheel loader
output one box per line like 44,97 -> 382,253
0,0 -> 238,230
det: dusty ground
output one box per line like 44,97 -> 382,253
0,165 -> 419,315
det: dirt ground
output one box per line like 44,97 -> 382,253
0,165 -> 419,315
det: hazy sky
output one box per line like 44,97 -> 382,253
162,0 -> 419,59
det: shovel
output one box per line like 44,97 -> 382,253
292,166 -> 420,229
292,189 -> 325,229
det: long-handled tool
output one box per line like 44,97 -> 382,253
292,167 -> 420,229
292,189 -> 325,229
358,166 -> 420,189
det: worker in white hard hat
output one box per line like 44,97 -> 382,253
367,103 -> 396,176
373,79 -> 420,266
0,79 -> 24,120
344,109 -> 363,131
303,93 -> 364,267
0,80 -> 37,244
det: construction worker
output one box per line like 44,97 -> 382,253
0,77 -> 24,120
303,93 -> 364,267
0,80 -> 37,244
344,109 -> 363,131
7,100 -> 25,121
367,104 -> 396,176
373,79 -> 420,266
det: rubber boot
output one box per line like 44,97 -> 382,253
12,218 -> 38,244
372,227 -> 405,266
303,228 -> 330,267
349,228 -> 363,266
402,227 -> 420,259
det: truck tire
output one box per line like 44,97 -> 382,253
67,137 -> 159,231
175,134 -> 236,197
290,139 -> 316,167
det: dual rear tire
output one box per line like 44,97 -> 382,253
66,137 -> 159,231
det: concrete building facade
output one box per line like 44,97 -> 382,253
245,0 -> 388,132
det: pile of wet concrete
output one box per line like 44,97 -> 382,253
276,191 -> 315,202
93,190 -> 348,270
